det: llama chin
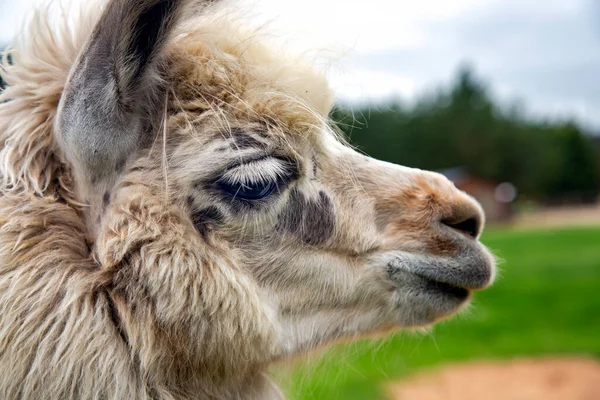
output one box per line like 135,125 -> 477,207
0,0 -> 495,398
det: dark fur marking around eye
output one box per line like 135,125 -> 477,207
103,191 -> 111,207
229,128 -> 268,150
188,197 -> 224,239
90,173 -> 100,185
115,157 -> 127,173
277,189 -> 335,245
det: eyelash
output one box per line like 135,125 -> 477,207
217,158 -> 297,202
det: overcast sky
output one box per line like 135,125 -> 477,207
1,0 -> 599,130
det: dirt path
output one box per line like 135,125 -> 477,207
386,358 -> 600,400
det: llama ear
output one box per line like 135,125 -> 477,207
56,0 -> 218,186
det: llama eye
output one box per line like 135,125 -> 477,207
219,180 -> 277,201
217,156 -> 298,201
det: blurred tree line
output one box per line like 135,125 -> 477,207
0,52 -> 6,90
333,67 -> 600,202
0,52 -> 9,91
0,53 -> 597,201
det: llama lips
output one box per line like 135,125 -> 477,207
387,248 -> 495,292
387,264 -> 470,301
420,276 -> 470,300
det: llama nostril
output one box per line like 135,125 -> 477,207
441,216 -> 481,238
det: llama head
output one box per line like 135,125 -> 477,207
55,0 -> 495,375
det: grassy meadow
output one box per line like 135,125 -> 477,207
280,226 -> 600,400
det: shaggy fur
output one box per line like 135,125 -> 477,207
0,0 -> 495,399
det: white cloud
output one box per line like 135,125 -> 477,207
328,67 -> 418,101
0,0 -> 49,42
242,0 -> 493,53
0,0 -> 599,129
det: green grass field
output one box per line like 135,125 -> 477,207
280,226 -> 600,400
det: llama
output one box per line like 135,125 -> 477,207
0,0 -> 495,398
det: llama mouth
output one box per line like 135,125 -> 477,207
387,261 -> 471,300
386,264 -> 473,326
387,251 -> 494,293
420,275 -> 470,301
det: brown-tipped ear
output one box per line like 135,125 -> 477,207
56,0 -> 218,189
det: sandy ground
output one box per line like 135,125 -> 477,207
386,358 -> 600,400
